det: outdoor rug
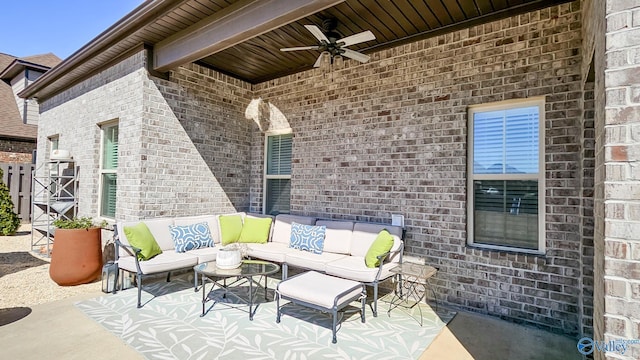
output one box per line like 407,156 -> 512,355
75,276 -> 455,360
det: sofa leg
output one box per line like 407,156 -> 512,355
372,284 -> 378,317
282,263 -> 288,280
166,272 -> 171,282
137,274 -> 143,308
194,270 -> 198,292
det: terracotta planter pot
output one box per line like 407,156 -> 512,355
49,227 -> 103,286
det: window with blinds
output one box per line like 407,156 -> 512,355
264,133 -> 292,215
467,98 -> 545,253
100,123 -> 118,218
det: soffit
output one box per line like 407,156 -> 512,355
21,0 -> 573,101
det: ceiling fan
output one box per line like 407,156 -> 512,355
280,19 -> 376,67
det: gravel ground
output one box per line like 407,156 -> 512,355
0,224 -> 102,308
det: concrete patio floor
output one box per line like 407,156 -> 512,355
0,287 -> 580,360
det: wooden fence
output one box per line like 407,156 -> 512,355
0,163 -> 35,222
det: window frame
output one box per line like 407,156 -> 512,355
263,129 -> 292,215
98,121 -> 118,220
467,97 -> 545,254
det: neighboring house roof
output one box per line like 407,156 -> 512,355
0,52 -> 61,141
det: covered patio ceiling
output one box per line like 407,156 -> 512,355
197,0 -> 574,83
21,0 -> 573,101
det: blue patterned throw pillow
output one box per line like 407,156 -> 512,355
289,222 -> 326,254
170,222 -> 214,253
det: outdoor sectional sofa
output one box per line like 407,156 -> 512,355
115,212 -> 404,315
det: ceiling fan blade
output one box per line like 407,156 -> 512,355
280,46 -> 320,52
342,48 -> 370,63
339,30 -> 376,47
304,24 -> 329,43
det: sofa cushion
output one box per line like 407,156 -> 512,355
325,256 -> 396,283
285,250 -> 347,273
365,230 -> 394,268
123,222 -> 163,261
245,242 -> 299,263
174,215 -> 220,244
350,223 -> 403,261
118,251 -> 198,274
315,220 -> 353,254
238,216 -> 272,244
289,222 -> 326,254
271,214 -> 316,245
169,222 -> 214,253
219,214 -> 244,245
187,246 -> 219,263
119,218 -> 176,252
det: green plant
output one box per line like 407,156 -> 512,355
0,168 -> 20,235
53,217 -> 107,230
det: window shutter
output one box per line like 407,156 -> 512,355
101,173 -> 117,218
103,126 -> 119,169
267,134 -> 292,175
266,178 -> 291,215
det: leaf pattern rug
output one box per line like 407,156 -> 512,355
75,275 -> 455,360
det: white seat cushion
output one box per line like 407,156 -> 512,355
278,271 -> 363,309
246,242 -> 299,263
325,256 -> 396,283
118,251 -> 198,274
284,250 -> 347,273
187,246 -> 219,263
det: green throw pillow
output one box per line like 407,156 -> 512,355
219,215 -> 243,245
365,229 -> 394,268
123,222 -> 163,261
238,217 -> 272,244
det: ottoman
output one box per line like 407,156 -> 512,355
276,271 -> 366,344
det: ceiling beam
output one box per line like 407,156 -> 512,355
153,0 -> 345,72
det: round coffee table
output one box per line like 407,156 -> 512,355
194,260 -> 280,320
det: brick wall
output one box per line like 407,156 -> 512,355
0,139 -> 35,163
582,0 -> 607,357
254,3 -> 586,334
581,81 -> 595,339
38,51 -> 147,218
601,0 -> 640,359
144,63 -> 254,217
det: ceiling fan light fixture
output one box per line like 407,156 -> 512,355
321,51 -> 331,69
333,54 -> 344,69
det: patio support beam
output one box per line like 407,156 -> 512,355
153,0 -> 345,72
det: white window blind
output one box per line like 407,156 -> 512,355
100,123 -> 118,218
468,99 -> 544,253
473,106 -> 539,174
265,133 -> 292,215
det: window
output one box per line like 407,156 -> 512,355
467,98 -> 545,253
264,132 -> 292,215
100,123 -> 118,218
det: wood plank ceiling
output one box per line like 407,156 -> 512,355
188,0 -> 573,83
22,0 -> 574,101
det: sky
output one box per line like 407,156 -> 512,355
0,0 -> 145,60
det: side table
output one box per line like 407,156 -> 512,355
387,262 -> 438,326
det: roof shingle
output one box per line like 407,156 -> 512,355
0,52 -> 61,140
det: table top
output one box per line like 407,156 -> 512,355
194,260 -> 280,278
390,262 -> 437,280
